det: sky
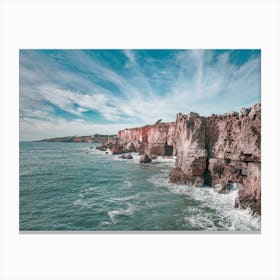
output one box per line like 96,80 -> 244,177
19,49 -> 261,140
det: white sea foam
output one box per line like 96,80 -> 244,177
123,180 -> 133,188
147,174 -> 171,188
176,185 -> 261,231
152,156 -> 176,166
112,153 -> 176,166
108,203 -> 136,223
74,186 -> 99,209
111,152 -> 138,162
99,221 -> 112,226
73,198 -> 95,208
106,193 -> 139,203
82,146 -> 260,231
187,214 -> 217,230
84,146 -> 112,157
148,173 -> 261,231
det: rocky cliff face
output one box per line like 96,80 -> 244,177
170,104 -> 261,214
119,122 -> 176,155
170,112 -> 207,187
97,122 -> 176,156
97,104 -> 261,214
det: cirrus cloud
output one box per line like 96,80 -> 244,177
20,49 -> 261,140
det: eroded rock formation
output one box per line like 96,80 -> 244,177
170,103 -> 261,214
97,104 -> 261,214
97,122 -> 176,156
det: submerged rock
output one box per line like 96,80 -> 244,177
118,154 -> 133,159
139,154 -> 152,163
119,154 -> 127,159
96,145 -> 107,151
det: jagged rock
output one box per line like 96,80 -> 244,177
119,154 -> 127,159
249,103 -> 261,119
125,142 -> 136,152
135,141 -> 145,155
171,112 -> 207,187
236,162 -> 261,214
111,142 -> 125,154
228,111 -> 238,117
118,154 -> 133,159
239,107 -> 251,117
139,154 -> 152,163
96,103 -> 261,214
96,145 -> 107,151
170,103 -> 261,214
117,122 -> 176,156
169,167 -> 204,187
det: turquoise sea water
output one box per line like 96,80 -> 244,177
19,142 -> 261,231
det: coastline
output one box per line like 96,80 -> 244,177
97,104 -> 261,215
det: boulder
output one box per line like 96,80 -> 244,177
118,154 -> 127,159
139,154 -> 152,163
118,154 -> 133,159
111,143 -> 125,154
96,145 -> 106,151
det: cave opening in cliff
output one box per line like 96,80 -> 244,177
165,145 -> 173,156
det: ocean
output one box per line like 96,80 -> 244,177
19,142 -> 261,231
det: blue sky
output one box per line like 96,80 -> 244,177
20,49 -> 261,140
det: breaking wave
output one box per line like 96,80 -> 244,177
148,173 -> 261,231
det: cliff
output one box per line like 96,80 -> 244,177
170,104 -> 261,214
97,104 -> 261,214
118,122 -> 176,155
97,122 -> 176,156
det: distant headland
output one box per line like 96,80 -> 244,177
35,134 -> 117,143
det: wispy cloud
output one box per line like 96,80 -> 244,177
19,49 -> 260,140
124,49 -> 136,67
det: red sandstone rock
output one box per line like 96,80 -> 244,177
117,122 -> 176,156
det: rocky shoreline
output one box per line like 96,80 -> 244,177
97,104 -> 261,215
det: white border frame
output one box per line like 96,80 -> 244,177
1,1 -> 280,279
